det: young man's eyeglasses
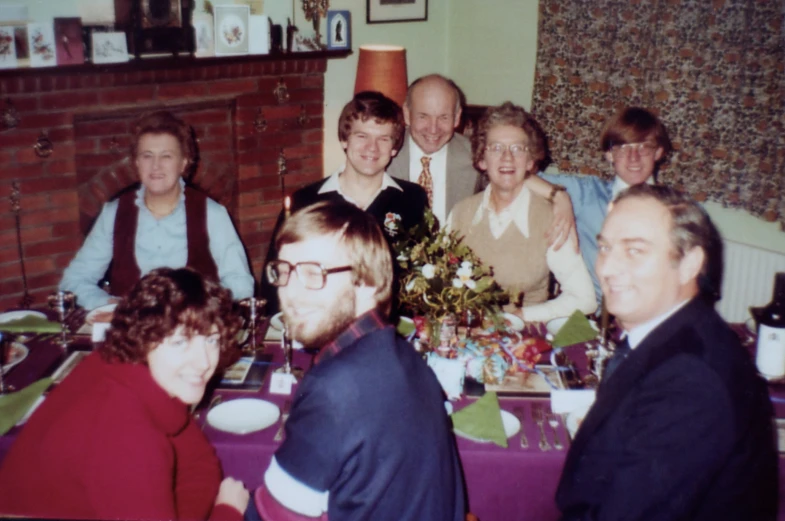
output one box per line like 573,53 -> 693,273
610,142 -> 658,159
266,260 -> 353,290
486,143 -> 530,158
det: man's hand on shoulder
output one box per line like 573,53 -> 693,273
546,190 -> 578,252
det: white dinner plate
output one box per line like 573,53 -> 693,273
454,410 -> 521,443
0,310 -> 47,324
206,398 -> 280,435
270,312 -> 284,331
3,342 -> 28,373
503,313 -> 524,332
85,304 -> 117,326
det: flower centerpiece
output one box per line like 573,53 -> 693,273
394,210 -> 507,347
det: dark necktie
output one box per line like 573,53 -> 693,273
604,336 -> 631,380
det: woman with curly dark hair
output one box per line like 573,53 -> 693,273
0,268 -> 248,521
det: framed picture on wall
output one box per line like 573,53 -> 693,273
367,0 -> 427,24
214,4 -> 250,56
326,10 -> 350,50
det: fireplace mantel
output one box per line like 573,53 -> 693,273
0,51 -> 347,309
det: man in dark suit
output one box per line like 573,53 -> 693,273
249,200 -> 465,521
556,184 -> 778,521
261,91 -> 428,312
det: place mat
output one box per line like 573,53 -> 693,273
0,377 -> 51,435
552,310 -> 597,348
452,391 -> 507,448
0,315 -> 61,333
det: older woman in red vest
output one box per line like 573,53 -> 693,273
60,111 -> 254,310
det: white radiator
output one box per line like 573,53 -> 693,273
717,240 -> 785,323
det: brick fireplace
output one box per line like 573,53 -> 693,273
0,54 -> 339,310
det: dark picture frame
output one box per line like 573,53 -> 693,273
367,0 -> 427,24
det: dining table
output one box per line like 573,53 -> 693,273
1,311 -> 784,521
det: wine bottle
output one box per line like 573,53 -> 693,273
755,272 -> 785,380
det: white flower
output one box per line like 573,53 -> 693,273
397,253 -> 408,261
422,264 -> 436,279
456,264 -> 473,283
452,278 -> 463,288
465,279 -> 477,290
405,279 -> 415,291
460,261 -> 473,270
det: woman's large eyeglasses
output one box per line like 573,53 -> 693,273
610,142 -> 658,159
486,143 -> 530,158
266,260 -> 353,290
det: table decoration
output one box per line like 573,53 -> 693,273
0,377 -> 51,435
239,297 -> 266,353
394,209 -> 507,350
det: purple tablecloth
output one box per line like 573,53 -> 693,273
1,322 -> 783,521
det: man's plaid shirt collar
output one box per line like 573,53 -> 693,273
315,309 -> 389,365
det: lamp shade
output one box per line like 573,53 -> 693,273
354,45 -> 408,107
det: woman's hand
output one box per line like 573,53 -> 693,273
545,190 -> 578,252
215,477 -> 250,514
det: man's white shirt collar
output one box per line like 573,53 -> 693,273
318,167 -> 402,208
610,174 -> 655,200
471,184 -> 532,239
625,298 -> 691,349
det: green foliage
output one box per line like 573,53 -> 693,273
394,209 -> 507,318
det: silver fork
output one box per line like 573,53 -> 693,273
547,413 -> 564,450
512,407 -> 529,449
274,400 -> 291,442
532,403 -> 552,451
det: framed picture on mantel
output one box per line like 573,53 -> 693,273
367,0 -> 427,24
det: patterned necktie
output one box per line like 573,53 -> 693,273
418,156 -> 433,207
603,336 -> 631,380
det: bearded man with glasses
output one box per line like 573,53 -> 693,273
526,106 -> 673,303
247,200 -> 466,521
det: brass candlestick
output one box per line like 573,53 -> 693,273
239,297 -> 266,354
47,291 -> 75,348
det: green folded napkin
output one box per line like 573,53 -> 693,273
0,315 -> 61,333
552,310 -> 597,348
451,391 -> 508,448
396,317 -> 416,337
0,377 -> 51,435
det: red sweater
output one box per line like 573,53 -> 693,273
0,352 -> 241,521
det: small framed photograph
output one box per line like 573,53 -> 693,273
0,26 -> 17,69
54,17 -> 84,66
326,10 -> 350,50
27,22 -> 56,67
192,13 -> 214,57
214,4 -> 249,56
91,31 -> 129,64
367,0 -> 427,24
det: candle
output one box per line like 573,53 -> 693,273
284,196 -> 291,219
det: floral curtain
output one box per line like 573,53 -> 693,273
531,0 -> 785,226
